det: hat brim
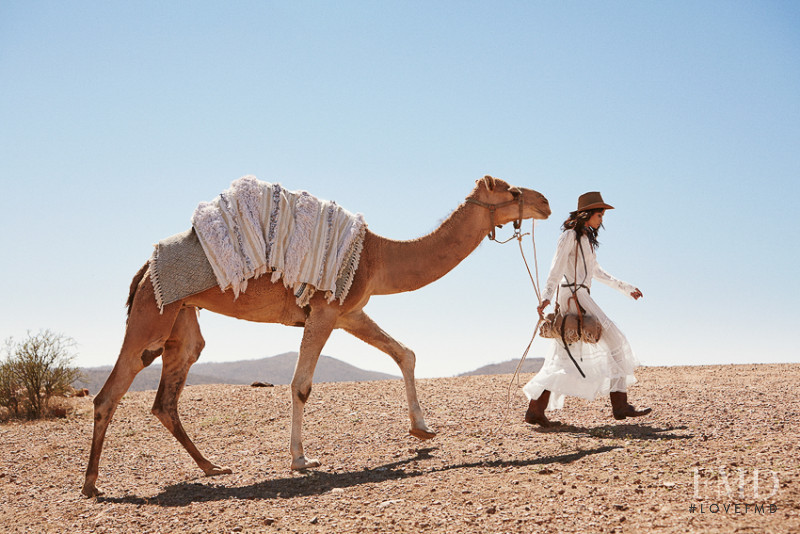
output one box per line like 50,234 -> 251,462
579,202 -> 614,211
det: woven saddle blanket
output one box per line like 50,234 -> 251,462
150,176 -> 367,311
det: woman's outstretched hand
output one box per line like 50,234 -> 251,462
537,299 -> 551,318
631,288 -> 643,300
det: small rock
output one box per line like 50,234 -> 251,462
485,505 -> 497,514
251,382 -> 274,388
264,518 -> 277,526
309,517 -> 318,524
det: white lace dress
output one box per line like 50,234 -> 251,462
523,230 -> 640,410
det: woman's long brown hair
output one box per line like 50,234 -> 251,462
562,208 -> 604,249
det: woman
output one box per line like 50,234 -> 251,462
524,191 -> 651,427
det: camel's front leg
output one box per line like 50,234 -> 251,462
340,310 -> 435,440
290,306 -> 339,470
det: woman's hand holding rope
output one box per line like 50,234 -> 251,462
537,299 -> 550,318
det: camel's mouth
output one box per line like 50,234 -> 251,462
523,190 -> 551,220
535,201 -> 552,220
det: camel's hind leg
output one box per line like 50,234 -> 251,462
82,273 -> 181,498
339,310 -> 435,440
151,307 -> 232,477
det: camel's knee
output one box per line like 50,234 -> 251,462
92,391 -> 106,412
92,404 -> 108,425
404,347 -> 416,367
291,380 -> 312,404
92,389 -> 116,419
393,346 -> 416,373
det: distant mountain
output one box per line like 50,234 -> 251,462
77,354 -> 545,394
77,352 -> 400,394
458,357 -> 544,377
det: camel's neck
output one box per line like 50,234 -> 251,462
368,200 -> 491,295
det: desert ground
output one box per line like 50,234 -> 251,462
1,364 -> 797,533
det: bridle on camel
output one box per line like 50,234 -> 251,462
465,186 -> 525,242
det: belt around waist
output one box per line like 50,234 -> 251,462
561,283 -> 590,293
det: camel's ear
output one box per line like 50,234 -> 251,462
478,175 -> 496,191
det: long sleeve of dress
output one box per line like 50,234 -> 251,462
593,262 -> 637,298
542,231 -> 575,303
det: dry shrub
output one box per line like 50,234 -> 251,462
1,330 -> 84,420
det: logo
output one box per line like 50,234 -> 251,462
689,466 -> 780,515
693,467 -> 779,500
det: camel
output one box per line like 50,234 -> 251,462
81,175 -> 550,498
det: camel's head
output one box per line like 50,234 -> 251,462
471,175 -> 551,229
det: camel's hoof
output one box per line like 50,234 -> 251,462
409,428 -> 436,440
81,482 -> 103,499
203,465 -> 233,477
291,456 -> 321,470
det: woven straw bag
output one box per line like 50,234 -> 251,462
539,312 -> 602,344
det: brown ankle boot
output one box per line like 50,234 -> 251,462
525,390 -> 559,427
610,391 -> 652,420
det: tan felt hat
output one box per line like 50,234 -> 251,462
577,191 -> 614,212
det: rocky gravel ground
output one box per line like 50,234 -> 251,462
1,364 -> 798,533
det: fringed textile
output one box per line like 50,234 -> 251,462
187,175 -> 367,309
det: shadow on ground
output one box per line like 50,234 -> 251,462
99,445 -> 620,506
532,423 -> 693,441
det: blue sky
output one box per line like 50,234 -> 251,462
1,1 -> 798,378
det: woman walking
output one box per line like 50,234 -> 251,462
524,192 -> 651,427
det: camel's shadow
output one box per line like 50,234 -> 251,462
99,445 -> 620,507
534,423 -> 693,441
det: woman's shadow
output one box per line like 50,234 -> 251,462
533,422 -> 693,441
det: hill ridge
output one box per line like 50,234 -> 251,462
77,355 -> 547,394
76,352 -> 400,393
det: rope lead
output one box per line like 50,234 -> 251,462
488,221 -> 543,436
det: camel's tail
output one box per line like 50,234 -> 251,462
126,262 -> 150,319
